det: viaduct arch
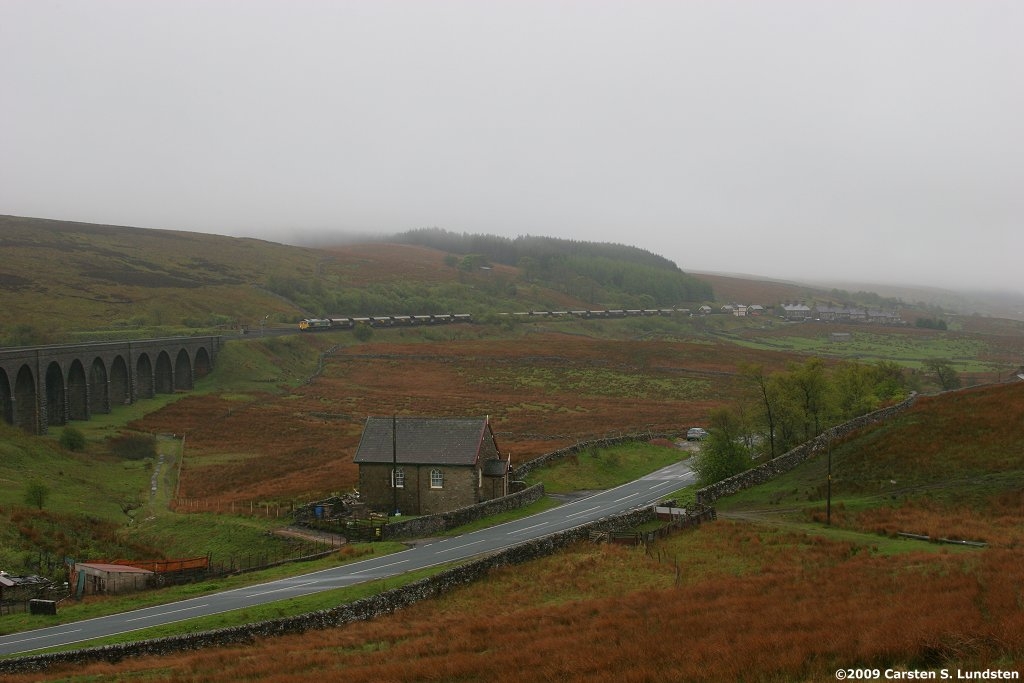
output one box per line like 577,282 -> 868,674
0,337 -> 221,435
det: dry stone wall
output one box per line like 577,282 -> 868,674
385,430 -> 678,540
1,432 -> 690,673
383,482 -> 546,540
0,506 -> 656,675
695,393 -> 918,505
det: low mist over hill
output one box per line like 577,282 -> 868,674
1,215 -> 715,345
392,227 -> 712,305
2,214 -> 1020,346
694,270 -> 1024,323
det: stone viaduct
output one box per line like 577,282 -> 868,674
0,337 -> 222,435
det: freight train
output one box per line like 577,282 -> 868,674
298,314 -> 472,331
298,308 -> 685,332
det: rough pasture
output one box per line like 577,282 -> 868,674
12,524 -> 1023,682
135,333 -> 789,505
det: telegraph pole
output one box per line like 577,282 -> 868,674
392,414 -> 398,516
826,435 -> 832,526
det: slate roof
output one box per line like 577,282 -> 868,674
353,417 -> 496,466
482,458 -> 510,477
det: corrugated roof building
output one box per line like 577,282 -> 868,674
72,563 -> 153,596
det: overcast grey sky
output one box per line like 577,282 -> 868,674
2,1 -> 1021,292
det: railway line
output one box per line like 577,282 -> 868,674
298,307 -> 690,331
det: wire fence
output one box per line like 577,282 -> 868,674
170,498 -> 297,517
206,536 -> 342,577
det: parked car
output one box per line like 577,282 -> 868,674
686,427 -> 708,441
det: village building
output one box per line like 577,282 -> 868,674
866,309 -> 903,324
354,416 -> 512,516
781,303 -> 813,320
814,305 -> 903,325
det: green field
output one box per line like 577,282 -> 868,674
727,329 -> 998,372
524,441 -> 689,494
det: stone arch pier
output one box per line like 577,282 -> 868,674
0,337 -> 221,435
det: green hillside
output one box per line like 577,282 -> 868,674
0,215 -> 321,344
0,218 -> 1022,675
394,227 -> 712,305
0,216 -> 717,346
717,381 -> 1024,548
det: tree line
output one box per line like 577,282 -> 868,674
693,358 -> 914,486
398,228 -> 679,270
395,228 -> 713,307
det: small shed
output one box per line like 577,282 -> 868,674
72,562 -> 153,596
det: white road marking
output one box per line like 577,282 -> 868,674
508,521 -> 549,535
350,559 -> 410,575
248,580 -> 318,597
434,539 -> 487,554
1,628 -> 82,646
565,505 -> 601,519
126,604 -> 210,622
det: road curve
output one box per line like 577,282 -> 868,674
0,460 -> 695,657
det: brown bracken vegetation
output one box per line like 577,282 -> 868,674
825,382 -> 1024,548
9,521 -> 1022,682
136,333 -> 793,506
11,383 -> 1020,681
7,221 -> 1022,679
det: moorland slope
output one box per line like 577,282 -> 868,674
0,215 -> 706,345
2,215 -> 1023,679
4,382 -> 1022,682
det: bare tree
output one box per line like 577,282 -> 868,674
741,363 -> 779,459
924,358 -> 961,391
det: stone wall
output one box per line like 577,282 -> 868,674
380,430 -> 677,539
695,393 -> 918,506
0,505 -> 655,675
383,482 -> 546,540
0,430 -> 689,672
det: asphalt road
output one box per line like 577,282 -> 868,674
0,460 -> 695,657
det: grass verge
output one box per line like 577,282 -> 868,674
524,440 -> 689,493
0,543 -> 408,640
5,561 -> 457,658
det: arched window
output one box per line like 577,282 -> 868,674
392,467 -> 405,489
430,469 -> 444,489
